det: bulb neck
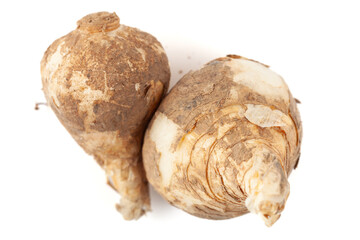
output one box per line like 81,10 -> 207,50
241,145 -> 290,227
77,12 -> 120,33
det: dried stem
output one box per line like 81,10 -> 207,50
105,157 -> 150,220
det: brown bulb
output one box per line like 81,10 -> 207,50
142,55 -> 302,226
41,11 -> 170,220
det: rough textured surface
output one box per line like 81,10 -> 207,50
142,55 -> 302,226
41,12 -> 170,220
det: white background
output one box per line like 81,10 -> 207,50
1,0 -> 359,239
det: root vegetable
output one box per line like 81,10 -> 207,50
142,55 -> 302,226
40,12 -> 170,220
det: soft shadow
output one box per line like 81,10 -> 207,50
148,185 -> 176,218
163,37 -> 223,90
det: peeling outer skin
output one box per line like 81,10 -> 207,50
142,55 -> 302,225
40,12 -> 170,220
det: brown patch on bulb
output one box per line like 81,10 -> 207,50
55,94 -> 87,132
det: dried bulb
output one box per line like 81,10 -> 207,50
41,12 -> 170,220
142,55 -> 302,226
